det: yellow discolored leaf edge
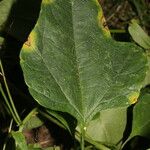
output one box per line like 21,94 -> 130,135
42,0 -> 55,5
22,31 -> 37,53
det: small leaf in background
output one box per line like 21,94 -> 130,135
85,107 -> 127,147
45,110 -> 77,135
21,0 -> 147,128
130,93 -> 150,139
11,131 -> 28,150
0,0 -> 15,31
128,19 -> 150,49
23,114 -> 43,130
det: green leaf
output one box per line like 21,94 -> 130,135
128,19 -> 150,49
20,0 -> 147,126
0,0 -> 15,31
20,108 -> 44,130
130,93 -> 150,139
11,131 -> 28,150
85,107 -> 127,146
45,110 -> 76,134
23,114 -> 43,130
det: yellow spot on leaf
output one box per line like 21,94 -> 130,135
22,31 -> 36,53
128,92 -> 139,104
97,10 -> 111,38
24,37 -> 31,47
43,0 -> 54,4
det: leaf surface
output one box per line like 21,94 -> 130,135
20,0 -> 147,125
128,20 -> 150,49
23,115 -> 43,130
130,93 -> 150,139
0,0 -> 15,31
85,107 -> 127,146
11,131 -> 28,150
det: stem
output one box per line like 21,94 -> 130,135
0,61 -> 21,125
110,29 -> 126,33
39,110 -> 66,129
75,131 -> 111,150
84,136 -> 111,150
2,120 -> 13,150
8,119 -> 14,133
0,84 -> 20,125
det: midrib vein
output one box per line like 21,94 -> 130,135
71,1 -> 84,120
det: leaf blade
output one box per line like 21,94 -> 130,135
20,0 -> 147,125
11,131 -> 28,150
130,93 -> 150,139
128,19 -> 150,49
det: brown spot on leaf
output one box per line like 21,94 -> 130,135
101,15 -> 109,31
24,37 -> 31,47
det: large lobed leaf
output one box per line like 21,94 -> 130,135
20,0 -> 148,126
